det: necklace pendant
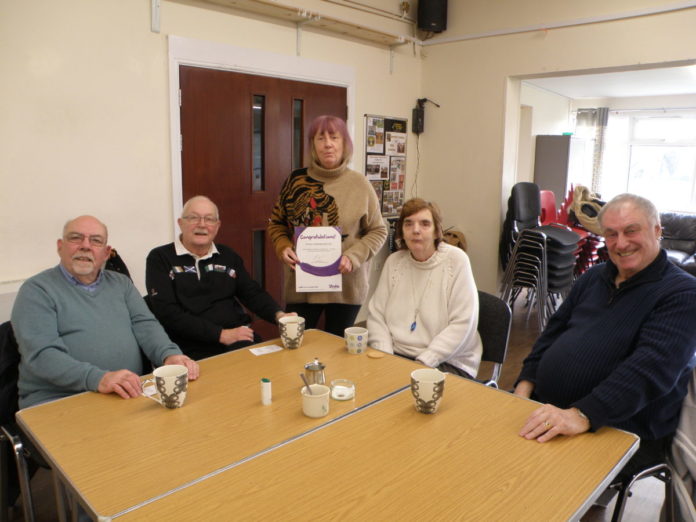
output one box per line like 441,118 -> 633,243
410,321 -> 417,332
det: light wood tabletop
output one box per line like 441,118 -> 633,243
116,375 -> 638,521
16,330 -> 421,519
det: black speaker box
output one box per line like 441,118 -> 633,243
418,0 -> 447,33
412,106 -> 424,134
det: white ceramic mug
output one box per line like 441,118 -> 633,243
142,365 -> 188,409
301,384 -> 330,418
279,316 -> 306,350
344,326 -> 368,354
410,368 -> 446,414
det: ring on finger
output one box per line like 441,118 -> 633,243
543,421 -> 552,429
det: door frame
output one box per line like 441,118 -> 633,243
167,35 -> 356,235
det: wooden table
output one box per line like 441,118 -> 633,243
116,376 -> 638,521
16,330 -> 419,519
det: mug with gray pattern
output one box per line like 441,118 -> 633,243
410,368 -> 446,414
279,315 -> 306,349
142,364 -> 188,409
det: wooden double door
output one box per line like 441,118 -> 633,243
179,65 -> 347,338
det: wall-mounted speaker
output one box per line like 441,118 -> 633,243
412,106 -> 424,134
418,0 -> 447,33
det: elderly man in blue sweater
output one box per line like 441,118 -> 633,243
11,215 -> 199,409
515,193 -> 696,478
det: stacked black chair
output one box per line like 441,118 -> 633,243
500,182 -> 581,331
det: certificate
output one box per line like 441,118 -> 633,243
294,226 -> 342,293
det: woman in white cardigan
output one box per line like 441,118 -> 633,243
367,198 -> 482,379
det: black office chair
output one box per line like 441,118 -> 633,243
476,291 -> 512,388
0,321 -> 38,522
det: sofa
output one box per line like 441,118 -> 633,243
660,212 -> 696,276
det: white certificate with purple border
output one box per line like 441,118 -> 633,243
294,226 -> 342,292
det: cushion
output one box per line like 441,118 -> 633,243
665,249 -> 692,265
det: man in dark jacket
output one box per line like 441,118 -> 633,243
147,196 -> 291,360
515,193 -> 696,478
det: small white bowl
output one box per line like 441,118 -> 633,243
330,379 -> 355,401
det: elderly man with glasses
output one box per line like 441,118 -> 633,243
146,195 -> 290,360
11,215 -> 199,409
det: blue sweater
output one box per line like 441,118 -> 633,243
518,250 -> 696,440
12,267 -> 181,408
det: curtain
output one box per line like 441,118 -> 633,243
575,107 -> 608,194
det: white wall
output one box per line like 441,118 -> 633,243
517,83 -> 574,186
1,0 -> 422,320
572,93 -> 696,111
520,83 -> 573,136
4,0 -> 696,318
419,2 -> 696,291
517,105 -> 534,183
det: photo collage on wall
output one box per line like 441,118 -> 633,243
364,115 -> 407,217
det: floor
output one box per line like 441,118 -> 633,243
9,296 -> 666,521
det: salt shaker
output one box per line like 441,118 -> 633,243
260,377 -> 272,405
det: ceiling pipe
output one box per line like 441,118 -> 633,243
422,1 -> 696,46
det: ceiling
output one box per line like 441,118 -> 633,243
523,64 -> 696,99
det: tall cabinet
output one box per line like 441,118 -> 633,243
533,135 -> 591,201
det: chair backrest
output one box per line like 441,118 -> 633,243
540,190 -> 557,225
0,321 -> 19,425
511,182 -> 541,230
105,248 -> 131,279
477,291 -> 512,387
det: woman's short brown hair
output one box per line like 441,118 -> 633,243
394,198 -> 444,250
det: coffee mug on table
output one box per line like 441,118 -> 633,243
410,368 -> 446,414
301,384 -> 330,418
279,316 -> 306,349
142,364 -> 188,409
344,326 -> 368,354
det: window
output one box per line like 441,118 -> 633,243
599,110 -> 696,212
292,99 -> 303,170
252,95 -> 265,192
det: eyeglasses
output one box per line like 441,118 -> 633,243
181,215 -> 219,225
64,232 -> 106,247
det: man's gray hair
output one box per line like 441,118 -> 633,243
598,193 -> 660,229
181,195 -> 219,219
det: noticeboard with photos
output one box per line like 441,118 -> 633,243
364,115 -> 407,217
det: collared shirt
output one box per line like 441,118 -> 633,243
174,235 -> 219,280
58,264 -> 104,293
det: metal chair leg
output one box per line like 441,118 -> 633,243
610,483 -> 631,522
660,470 -> 674,522
1,431 -> 10,522
0,426 -> 35,522
610,463 -> 671,522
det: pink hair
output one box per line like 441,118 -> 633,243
308,115 -> 353,163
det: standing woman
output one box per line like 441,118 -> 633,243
367,198 -> 482,379
268,115 -> 387,336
